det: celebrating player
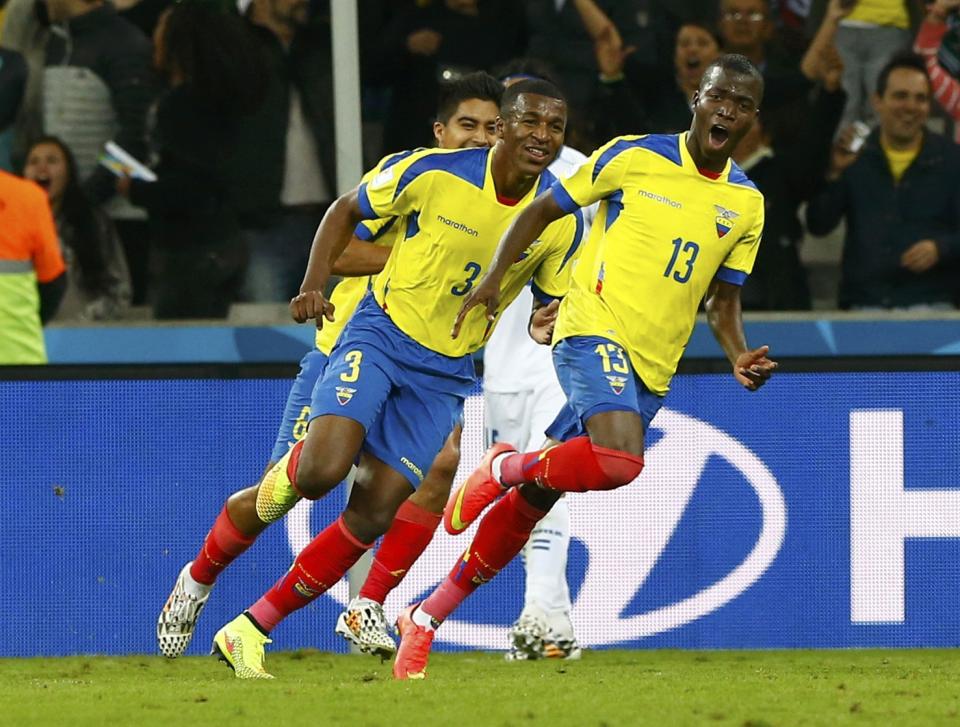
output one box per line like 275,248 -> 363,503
393,54 -> 778,679
156,72 -> 502,660
209,78 -> 584,679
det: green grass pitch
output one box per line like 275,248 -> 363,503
3,650 -> 959,726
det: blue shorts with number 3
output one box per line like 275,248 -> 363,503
546,335 -> 663,442
310,295 -> 475,487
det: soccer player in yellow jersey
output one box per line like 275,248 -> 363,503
209,78 -> 585,680
391,55 -> 779,679
156,73 -> 502,664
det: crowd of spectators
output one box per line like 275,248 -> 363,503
0,0 -> 958,338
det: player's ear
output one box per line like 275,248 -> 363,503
495,116 -> 504,139
691,90 -> 700,108
433,121 -> 444,146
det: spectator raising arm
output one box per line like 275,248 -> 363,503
914,0 -> 960,142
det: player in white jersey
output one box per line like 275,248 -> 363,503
479,64 -> 596,659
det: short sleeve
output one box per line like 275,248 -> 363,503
531,209 -> 585,301
357,148 -> 437,221
550,136 -> 637,213
30,189 -> 65,283
716,200 -> 765,286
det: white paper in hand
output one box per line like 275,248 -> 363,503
99,141 -> 157,182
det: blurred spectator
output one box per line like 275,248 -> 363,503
718,0 -> 812,112
23,136 -> 130,320
734,77 -> 846,309
0,168 -> 65,363
38,0 -> 156,305
369,0 -> 523,153
588,14 -> 721,137
114,0 -> 172,38
0,46 -> 26,170
527,0 -> 664,118
807,53 -> 960,310
1,0 -> 49,172
118,0 -> 266,319
914,0 -> 960,142
230,0 -> 335,303
807,0 -> 921,127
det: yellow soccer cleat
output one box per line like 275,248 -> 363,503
211,614 -> 275,679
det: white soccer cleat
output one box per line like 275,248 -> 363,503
504,606 -> 548,661
335,596 -> 397,659
157,562 -> 211,658
543,610 -> 582,660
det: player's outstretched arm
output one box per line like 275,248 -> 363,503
704,278 -> 778,391
452,192 -> 567,338
330,238 -> 392,277
291,187 -> 366,326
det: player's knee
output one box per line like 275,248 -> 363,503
342,504 -> 395,543
295,454 -> 352,499
590,444 -> 644,490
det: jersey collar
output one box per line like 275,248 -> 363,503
679,132 -> 731,182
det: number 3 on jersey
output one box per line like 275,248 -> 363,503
340,350 -> 363,382
663,238 -> 700,283
451,261 -> 482,296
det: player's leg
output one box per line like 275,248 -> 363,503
157,349 -> 327,658
212,335 -> 393,678
394,482 -> 560,679
512,378 -> 580,660
338,424 -> 463,655
446,337 -> 662,531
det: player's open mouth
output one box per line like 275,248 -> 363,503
708,124 -> 729,149
524,146 -> 549,162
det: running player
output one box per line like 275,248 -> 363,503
208,78 -> 584,679
156,72 -> 502,660
393,54 -> 778,679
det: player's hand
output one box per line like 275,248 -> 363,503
901,239 -> 940,273
290,290 -> 336,328
733,345 -> 778,391
529,299 -> 560,344
452,276 -> 500,339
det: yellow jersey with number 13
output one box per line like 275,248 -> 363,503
357,145 -> 584,358
550,132 -> 765,395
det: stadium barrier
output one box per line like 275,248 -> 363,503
5,353 -> 960,656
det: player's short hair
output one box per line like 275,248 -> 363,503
499,78 -> 566,117
435,71 -> 503,124
493,57 -> 558,86
701,53 -> 764,102
875,52 -> 930,96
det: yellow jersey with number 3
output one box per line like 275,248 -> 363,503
314,152 -> 417,355
550,132 -> 765,395
357,145 -> 584,357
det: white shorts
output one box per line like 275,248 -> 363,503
484,377 -> 567,453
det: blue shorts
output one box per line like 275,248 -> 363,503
545,335 -> 663,442
311,295 -> 475,487
269,348 -> 329,462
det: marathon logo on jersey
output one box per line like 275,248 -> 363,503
437,214 -> 479,237
639,189 -> 683,209
335,386 -> 357,406
606,375 -> 628,395
714,204 -> 740,238
401,456 -> 424,481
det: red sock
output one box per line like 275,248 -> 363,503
189,506 -> 256,586
359,500 -> 440,603
420,489 -> 546,623
499,436 -> 644,492
247,515 -> 372,632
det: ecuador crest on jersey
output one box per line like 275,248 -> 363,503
714,204 -> 740,239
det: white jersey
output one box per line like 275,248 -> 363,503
483,145 -> 594,393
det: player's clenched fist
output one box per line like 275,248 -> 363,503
733,345 -> 778,391
289,289 -> 336,328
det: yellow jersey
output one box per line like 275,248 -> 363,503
358,145 -> 584,357
314,151 -> 418,355
551,133 -> 765,395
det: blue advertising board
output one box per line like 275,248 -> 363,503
3,369 -> 960,656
